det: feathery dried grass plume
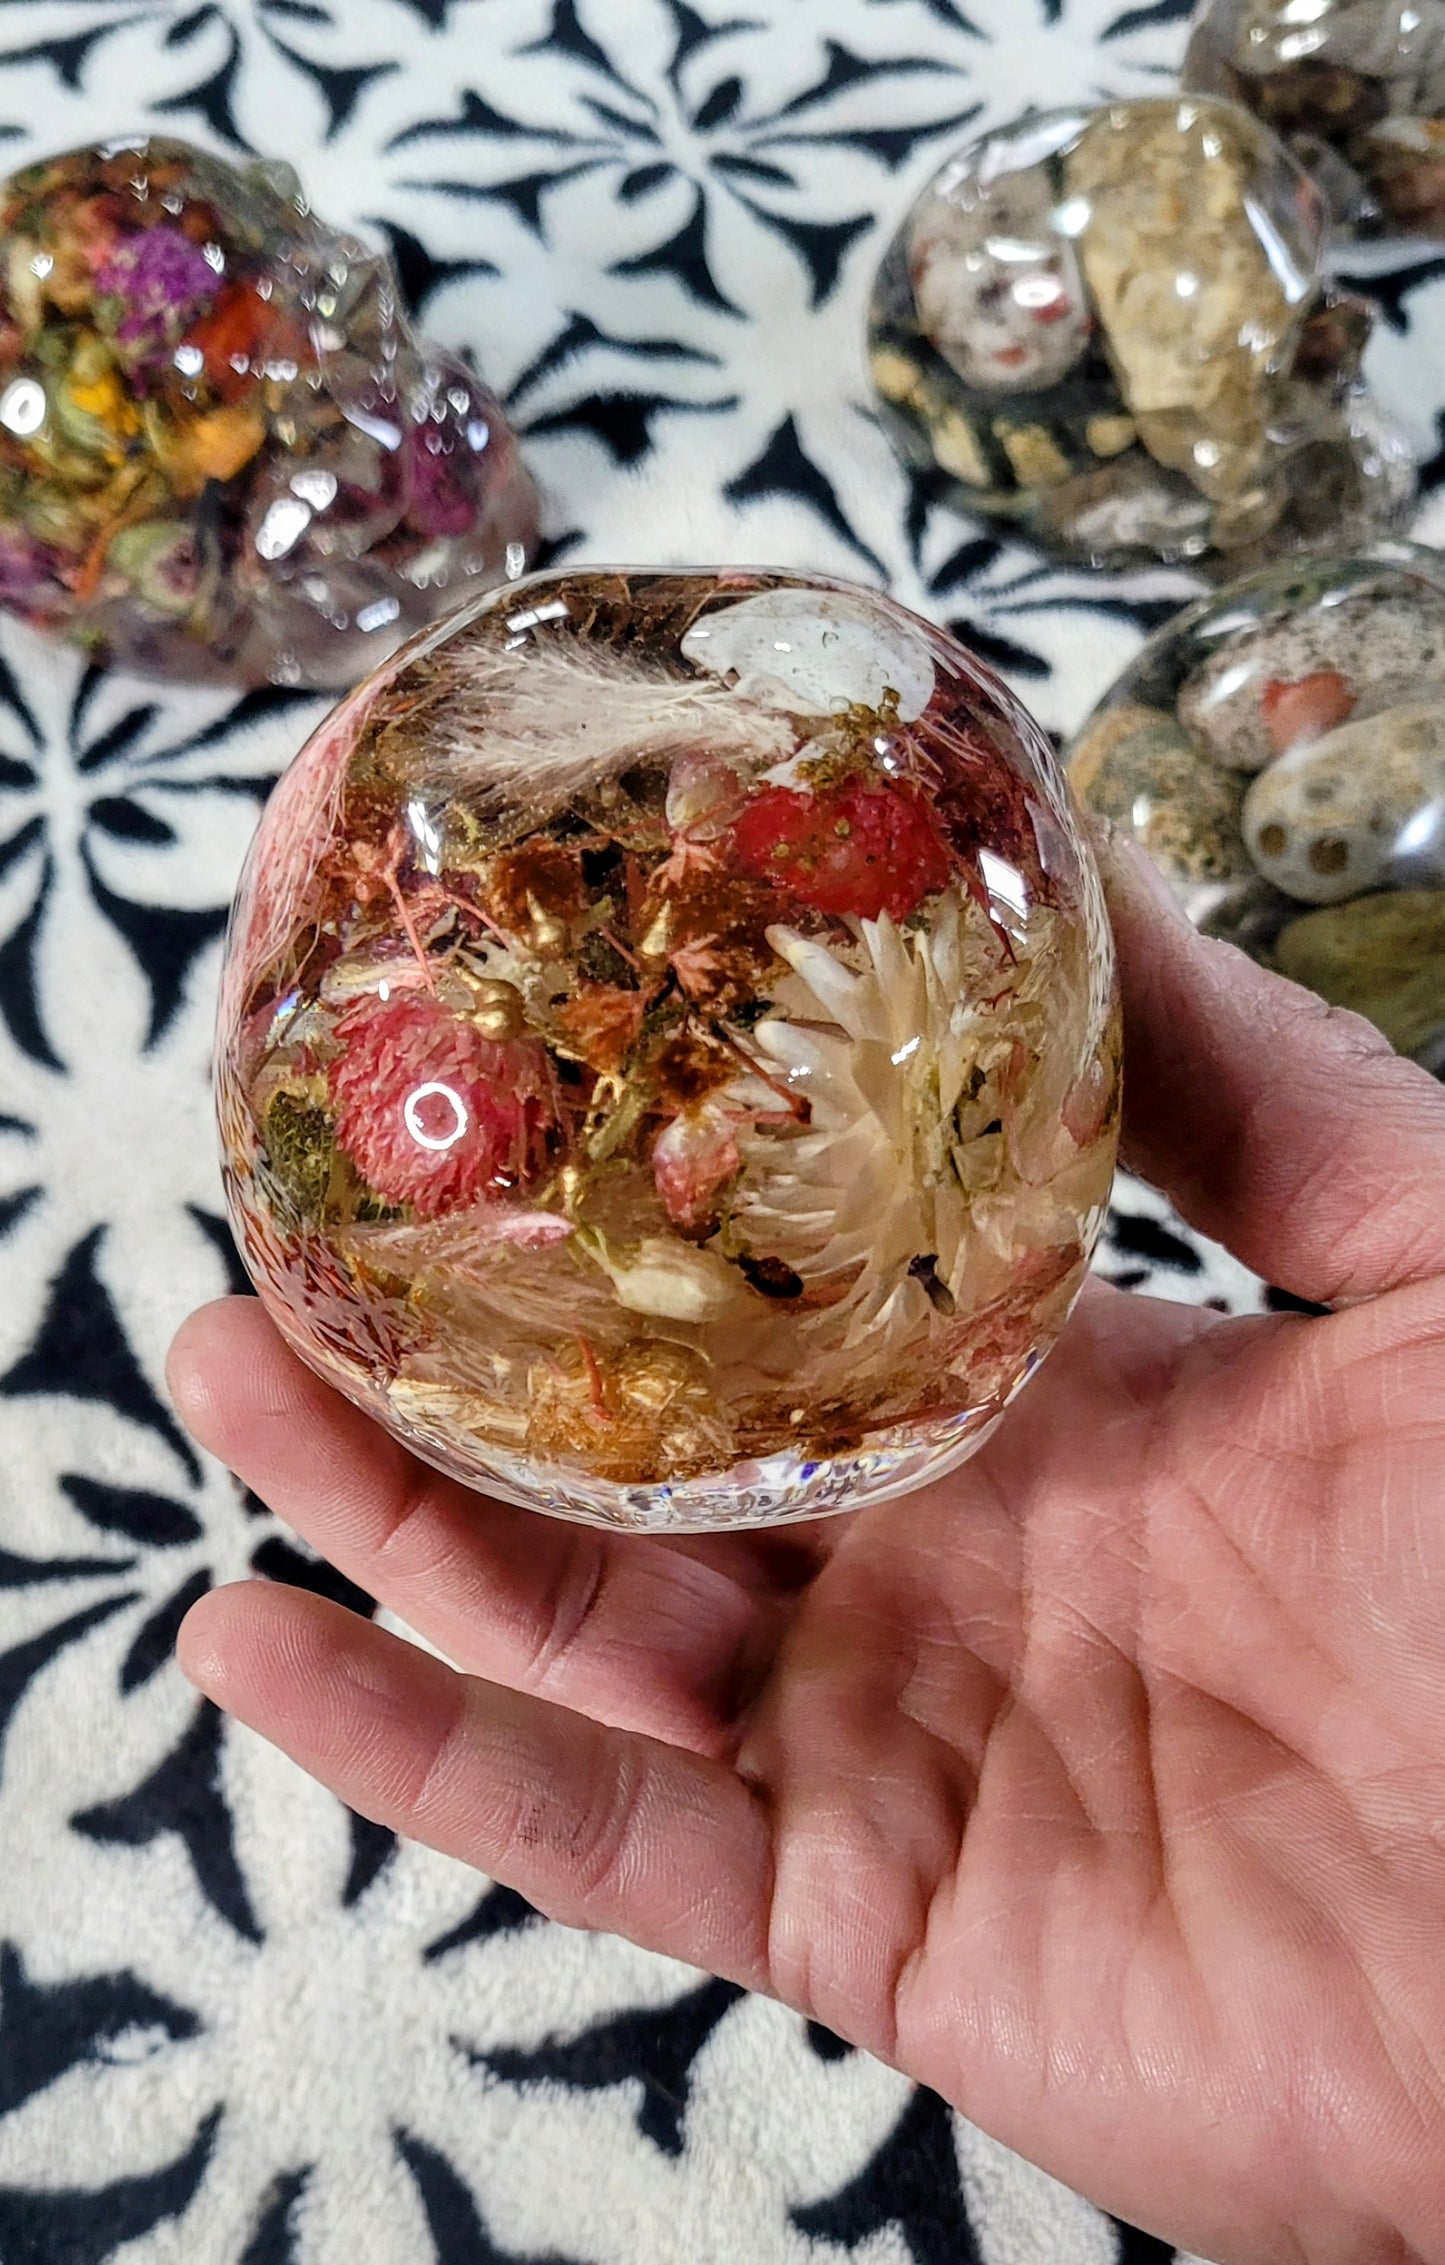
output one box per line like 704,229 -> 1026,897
384,634 -> 800,830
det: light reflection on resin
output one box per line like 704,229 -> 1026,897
218,570 -> 1121,1532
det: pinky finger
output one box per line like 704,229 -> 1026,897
178,1584 -> 775,1987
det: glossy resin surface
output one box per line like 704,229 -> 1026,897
219,569 -> 1121,1530
1070,545 -> 1445,1069
1186,0 -> 1445,238
0,138 -> 537,686
868,97 -> 1413,568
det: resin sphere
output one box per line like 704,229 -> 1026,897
218,569 -> 1121,1532
867,97 -> 1414,568
0,138 -> 538,687
1185,0 -> 1445,238
1068,544 -> 1445,1070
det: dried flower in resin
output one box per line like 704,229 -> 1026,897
218,570 -> 1120,1532
1068,542 -> 1445,1068
0,137 -> 537,686
868,97 -> 1413,568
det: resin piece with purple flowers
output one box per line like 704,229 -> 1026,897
218,568 -> 1122,1532
0,138 -> 538,687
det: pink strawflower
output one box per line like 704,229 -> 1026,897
97,226 -> 220,351
329,991 -> 556,1219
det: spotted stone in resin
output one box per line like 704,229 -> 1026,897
219,568 -> 1121,1532
1068,545 -> 1445,1067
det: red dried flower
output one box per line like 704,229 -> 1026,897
328,992 -> 555,1218
726,776 -> 952,923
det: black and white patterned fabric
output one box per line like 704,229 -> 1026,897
2,4 -> 1440,2258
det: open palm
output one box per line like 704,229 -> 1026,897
172,835 -> 1445,2265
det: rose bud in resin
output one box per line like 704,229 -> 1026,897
0,137 -> 537,687
218,570 -> 1121,1532
1069,543 -> 1445,1071
1186,0 -> 1445,239
867,96 -> 1413,568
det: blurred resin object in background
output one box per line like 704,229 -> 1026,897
0,139 -> 537,687
1185,0 -> 1445,237
1069,544 -> 1445,1068
868,97 -> 1414,567
218,570 -> 1121,1531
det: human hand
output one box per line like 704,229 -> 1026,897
169,829 -> 1445,2265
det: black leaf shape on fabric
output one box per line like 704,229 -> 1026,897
805,2019 -> 854,2062
187,1204 -> 254,1299
508,311 -> 719,406
390,0 -> 454,24
120,1571 -> 213,1694
0,1184 -> 40,1241
792,2087 -> 983,2265
396,2130 -> 585,2265
87,795 -> 176,847
0,1594 -> 136,1772
73,1701 -> 262,1944
260,30 -> 397,137
0,1230 -> 200,1479
470,1976 -> 745,2157
155,11 -> 252,151
693,72 -> 744,130
611,185 -> 741,315
1108,1212 -> 1204,1276
423,1883 -> 542,1962
403,164 -> 609,238
61,1476 -> 203,1548
519,0 -> 646,96
388,86 -> 583,152
1419,410 -> 1445,495
80,842 -> 228,1049
1267,1284 -> 1331,1318
1104,0 -> 1195,32
752,37 -> 957,127
343,1812 -> 397,1907
0,1941 -> 201,2117
366,221 -> 498,316
664,0 -> 763,90
0,861 -> 61,1069
0,2105 -> 221,2265
1336,256 -> 1445,335
0,1546 -> 135,1588
943,615 -> 1052,681
521,389 -> 738,467
725,416 -> 886,579
877,0 -> 985,34
758,104 -> 982,173
73,697 -> 161,776
240,2168 -> 312,2265
1112,2219 -> 1178,2262
0,21 -> 138,91
726,193 -> 871,307
619,161 -> 672,200
249,1535 -> 377,1620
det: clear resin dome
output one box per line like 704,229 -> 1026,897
217,569 -> 1121,1532
1185,0 -> 1445,238
0,138 -> 538,687
867,97 -> 1413,568
1069,543 -> 1445,1071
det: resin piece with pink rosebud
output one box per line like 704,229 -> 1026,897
0,137 -> 537,687
217,569 -> 1121,1532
